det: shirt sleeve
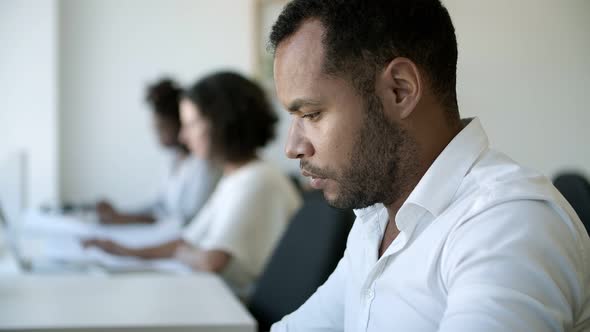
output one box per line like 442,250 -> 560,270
271,249 -> 349,332
438,200 -> 587,332
198,176 -> 294,272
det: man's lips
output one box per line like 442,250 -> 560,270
301,170 -> 322,179
301,170 -> 328,189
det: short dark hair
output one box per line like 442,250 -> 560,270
145,78 -> 182,124
270,0 -> 459,116
184,72 -> 278,163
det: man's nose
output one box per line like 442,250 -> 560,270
285,119 -> 314,159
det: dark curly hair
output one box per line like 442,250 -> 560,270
270,0 -> 459,119
145,78 -> 182,125
183,72 -> 278,163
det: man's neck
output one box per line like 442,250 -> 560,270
378,121 -> 463,257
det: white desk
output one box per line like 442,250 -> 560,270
0,274 -> 256,332
0,253 -> 21,275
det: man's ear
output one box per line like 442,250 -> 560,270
377,57 -> 422,120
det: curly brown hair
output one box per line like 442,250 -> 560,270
183,72 -> 278,163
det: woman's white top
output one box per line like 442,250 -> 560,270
182,160 -> 302,298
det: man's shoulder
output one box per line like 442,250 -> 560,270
446,149 -> 588,255
458,149 -> 560,211
445,147 -> 586,241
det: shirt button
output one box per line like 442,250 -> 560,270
366,289 -> 375,301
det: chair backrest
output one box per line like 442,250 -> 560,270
553,172 -> 590,234
248,190 -> 355,331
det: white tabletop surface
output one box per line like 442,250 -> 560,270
0,273 -> 256,332
0,253 -> 21,275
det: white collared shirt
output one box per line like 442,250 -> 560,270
272,118 -> 590,332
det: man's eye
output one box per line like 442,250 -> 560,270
302,112 -> 320,120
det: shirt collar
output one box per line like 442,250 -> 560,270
354,117 -> 489,226
405,117 -> 489,218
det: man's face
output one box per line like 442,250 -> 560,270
274,20 -> 417,209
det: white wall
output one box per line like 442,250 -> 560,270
59,0 -> 259,206
0,0 -> 59,209
3,1 -> 587,209
444,0 -> 590,177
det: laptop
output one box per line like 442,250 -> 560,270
0,202 -> 101,274
0,202 -> 32,271
1,202 -> 189,274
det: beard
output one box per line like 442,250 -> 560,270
301,93 -> 419,210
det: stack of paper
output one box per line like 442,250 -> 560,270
18,210 -> 191,274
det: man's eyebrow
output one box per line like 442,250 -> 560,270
287,99 -> 322,113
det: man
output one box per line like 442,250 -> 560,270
270,1 -> 590,331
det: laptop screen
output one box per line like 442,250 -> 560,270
0,202 -> 8,228
0,201 -> 30,271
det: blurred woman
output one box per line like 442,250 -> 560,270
97,78 -> 220,225
85,72 -> 302,298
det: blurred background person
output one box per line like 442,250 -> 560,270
85,71 -> 302,299
97,78 -> 221,225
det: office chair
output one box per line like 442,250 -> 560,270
553,172 -> 590,235
248,189 -> 355,331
